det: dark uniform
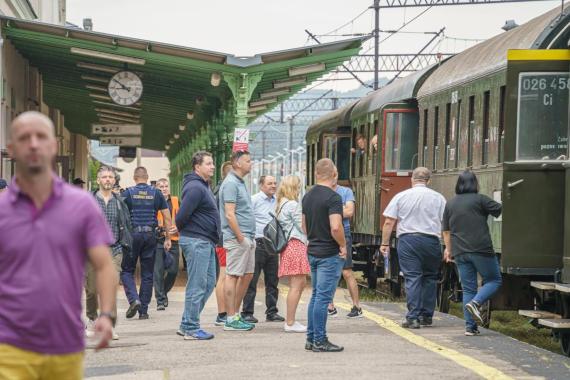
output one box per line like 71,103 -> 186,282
121,183 -> 168,317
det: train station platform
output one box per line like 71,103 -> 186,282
84,284 -> 570,380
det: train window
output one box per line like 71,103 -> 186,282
367,122 -> 374,175
433,106 -> 439,170
498,86 -> 506,163
354,125 -> 366,177
482,91 -> 490,165
517,72 -> 569,160
444,103 -> 451,169
467,96 -> 475,167
422,109 -> 428,166
372,119 -> 379,174
337,136 -> 351,180
351,128 -> 357,177
455,100 -> 462,168
384,112 -> 419,172
323,135 -> 337,163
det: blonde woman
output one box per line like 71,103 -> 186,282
276,175 -> 310,333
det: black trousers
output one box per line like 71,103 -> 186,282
242,239 -> 279,316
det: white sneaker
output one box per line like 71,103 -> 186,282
112,329 -> 119,340
284,321 -> 307,333
85,319 -> 96,338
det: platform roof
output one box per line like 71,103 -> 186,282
1,16 -> 365,156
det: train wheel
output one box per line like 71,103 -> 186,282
560,332 -> 570,357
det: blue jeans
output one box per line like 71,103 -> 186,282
154,240 -> 180,306
307,255 -> 344,344
179,236 -> 216,332
121,231 -> 157,315
455,253 -> 502,329
397,234 -> 441,321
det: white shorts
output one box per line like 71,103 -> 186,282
224,237 -> 256,276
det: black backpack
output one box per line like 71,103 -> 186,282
263,201 -> 291,255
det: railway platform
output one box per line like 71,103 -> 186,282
84,284 -> 570,380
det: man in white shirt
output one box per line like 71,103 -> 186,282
380,167 -> 446,329
241,175 -> 285,323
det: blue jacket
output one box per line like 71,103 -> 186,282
175,172 -> 221,245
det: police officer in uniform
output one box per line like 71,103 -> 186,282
121,167 -> 174,319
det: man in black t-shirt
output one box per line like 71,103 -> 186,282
302,158 -> 346,353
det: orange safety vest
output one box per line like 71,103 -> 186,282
157,195 -> 179,241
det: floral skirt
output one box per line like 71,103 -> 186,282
278,239 -> 310,277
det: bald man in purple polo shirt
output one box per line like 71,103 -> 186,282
0,112 -> 117,379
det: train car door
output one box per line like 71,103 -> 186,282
502,50 -> 569,276
380,108 -> 419,226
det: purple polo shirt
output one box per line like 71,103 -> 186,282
0,174 -> 113,354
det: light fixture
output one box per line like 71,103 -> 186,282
77,62 -> 120,74
165,144 -> 170,150
259,88 -> 290,99
71,47 -> 146,65
86,84 -> 107,92
95,108 -> 140,118
92,100 -> 142,111
174,134 -> 179,139
81,75 -> 110,84
288,62 -> 325,77
210,72 -> 221,87
89,93 -> 112,101
273,76 -> 306,89
195,96 -> 204,105
169,138 -> 174,144
250,98 -> 277,108
187,112 -> 194,120
179,124 -> 186,131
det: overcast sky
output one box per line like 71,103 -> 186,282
67,0 -> 562,91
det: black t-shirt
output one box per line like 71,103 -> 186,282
442,193 -> 502,257
302,185 -> 344,258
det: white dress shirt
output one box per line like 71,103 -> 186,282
251,191 -> 277,239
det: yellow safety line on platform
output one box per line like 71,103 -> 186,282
335,303 -> 514,380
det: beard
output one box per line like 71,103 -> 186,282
100,183 -> 113,190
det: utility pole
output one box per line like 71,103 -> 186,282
373,0 -> 381,90
288,117 -> 294,175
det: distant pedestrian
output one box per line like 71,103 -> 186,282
442,171 -> 502,336
277,175 -> 309,333
121,167 -> 174,320
72,177 -> 86,188
175,151 -> 221,340
328,171 -> 362,318
302,158 -> 346,352
0,112 -> 117,379
154,178 -> 180,311
85,165 -> 132,341
380,167 -> 446,329
242,175 -> 285,324
0,178 -> 7,193
220,151 -> 256,331
213,161 -> 233,326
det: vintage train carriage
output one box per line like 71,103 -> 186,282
416,6 -> 570,312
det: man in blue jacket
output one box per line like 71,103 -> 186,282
175,151 -> 221,340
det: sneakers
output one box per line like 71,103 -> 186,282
157,304 -> 166,311
284,321 -> 307,333
266,313 -> 285,322
215,314 -> 227,326
112,329 -> 119,340
224,316 -> 255,331
465,301 -> 484,325
240,314 -> 258,324
312,338 -> 344,352
138,313 -> 149,320
401,318 -> 420,329
465,326 -> 481,336
305,340 -> 314,351
176,329 -> 185,337
347,306 -> 363,318
419,316 -> 433,326
327,307 -> 338,317
126,300 -> 141,319
184,329 -> 214,340
85,319 -> 96,338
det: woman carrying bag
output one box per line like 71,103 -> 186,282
276,175 -> 310,333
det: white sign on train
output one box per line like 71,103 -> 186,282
99,136 -> 142,146
91,124 -> 142,136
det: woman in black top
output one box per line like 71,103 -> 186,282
442,171 -> 502,336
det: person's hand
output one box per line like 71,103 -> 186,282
94,315 -> 113,351
168,225 -> 178,235
339,245 -> 347,259
164,239 -> 172,251
351,148 -> 356,154
444,248 -> 453,263
380,245 -> 390,257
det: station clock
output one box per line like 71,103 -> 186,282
108,71 -> 143,106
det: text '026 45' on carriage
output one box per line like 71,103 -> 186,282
306,5 -> 570,356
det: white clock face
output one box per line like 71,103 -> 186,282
108,71 -> 143,106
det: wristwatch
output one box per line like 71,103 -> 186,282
99,311 -> 115,322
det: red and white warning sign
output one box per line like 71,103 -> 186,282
232,128 -> 250,152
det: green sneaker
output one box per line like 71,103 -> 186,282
223,316 -> 255,331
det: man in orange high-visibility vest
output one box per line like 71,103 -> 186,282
154,178 -> 180,310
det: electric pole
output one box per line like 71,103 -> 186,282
373,0 -> 380,90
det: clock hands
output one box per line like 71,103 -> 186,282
112,78 -> 131,92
